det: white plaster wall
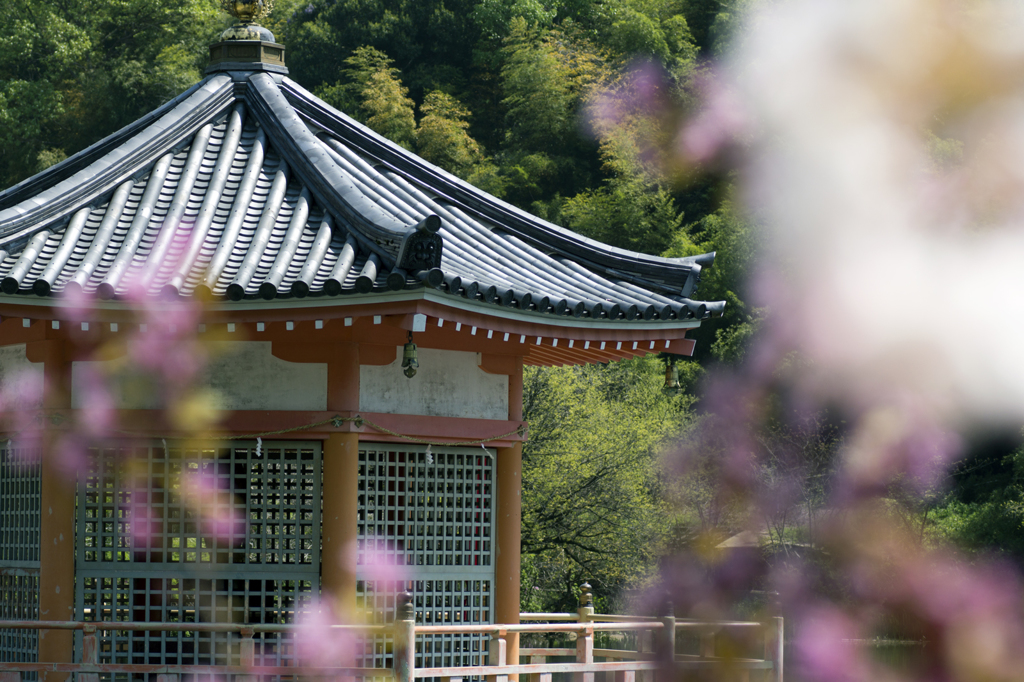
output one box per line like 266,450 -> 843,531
72,360 -> 162,409
72,341 -> 327,411
0,344 -> 44,407
203,341 -> 327,410
360,347 -> 508,419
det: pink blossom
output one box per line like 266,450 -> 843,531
794,608 -> 869,682
57,284 -> 96,325
180,469 -> 244,542
51,435 -> 88,478
295,600 -> 357,671
678,75 -> 749,163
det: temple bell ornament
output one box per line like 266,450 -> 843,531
403,332 -> 419,379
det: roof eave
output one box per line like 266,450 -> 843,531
278,78 -> 713,293
0,288 -> 705,331
0,75 -> 236,251
246,72 -> 432,266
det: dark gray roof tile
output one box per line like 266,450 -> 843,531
0,71 -> 724,323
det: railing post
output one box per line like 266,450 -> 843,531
764,617 -> 783,682
613,602 -> 636,682
574,582 -> 595,682
78,625 -> 99,682
488,629 -> 509,682
394,592 -> 416,682
573,624 -> 594,682
240,627 -> 255,667
655,603 -> 675,682
638,626 -> 653,682
577,582 -> 595,623
232,626 -> 255,682
530,653 -> 551,682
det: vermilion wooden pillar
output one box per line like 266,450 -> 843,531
322,432 -> 360,617
30,340 -> 74,678
321,344 -> 360,618
496,357 -> 524,674
496,442 -> 522,673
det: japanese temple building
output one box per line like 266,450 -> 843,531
0,6 -> 723,676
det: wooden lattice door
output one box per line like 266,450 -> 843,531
75,441 -> 321,678
0,445 -> 40,675
356,444 -> 496,672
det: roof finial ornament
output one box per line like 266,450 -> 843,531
219,0 -> 276,42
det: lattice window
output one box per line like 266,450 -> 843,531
0,447 -> 40,566
75,441 -> 320,679
0,446 -> 41,671
356,445 -> 495,673
78,443 -> 319,566
79,575 -> 313,671
357,448 -> 493,569
0,571 -> 39,668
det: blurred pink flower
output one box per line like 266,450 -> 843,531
842,407 -> 961,496
794,608 -> 868,682
679,75 -> 749,164
181,469 -> 244,542
358,538 -> 412,584
57,284 -> 95,325
51,434 -> 88,478
586,60 -> 670,137
295,599 -> 357,671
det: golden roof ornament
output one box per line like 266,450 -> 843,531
222,0 -> 273,23
219,0 -> 276,41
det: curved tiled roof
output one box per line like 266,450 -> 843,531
0,70 -> 723,323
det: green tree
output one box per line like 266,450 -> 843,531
471,0 -> 557,41
562,179 -> 683,254
561,113 -> 686,254
521,356 -> 691,612
286,0 -> 478,100
593,0 -> 697,76
664,200 -> 760,363
497,18 -> 606,211
0,0 -> 221,187
501,18 -> 607,152
931,438 -> 1024,562
363,70 -> 416,149
414,89 -> 508,196
317,46 -> 416,149
416,91 -> 485,177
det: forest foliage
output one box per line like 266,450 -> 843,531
4,0 -> 1008,618
0,0 -> 783,614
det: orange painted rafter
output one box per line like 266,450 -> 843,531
0,301 -> 699,368
0,297 -> 695,342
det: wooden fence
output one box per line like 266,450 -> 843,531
0,601 -> 782,682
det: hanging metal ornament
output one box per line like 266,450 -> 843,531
664,357 -> 681,392
402,331 -> 419,378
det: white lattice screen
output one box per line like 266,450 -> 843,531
0,446 -> 41,674
356,444 -> 496,672
75,441 -> 321,678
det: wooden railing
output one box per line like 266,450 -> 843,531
0,600 -> 782,682
516,590 -> 783,682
